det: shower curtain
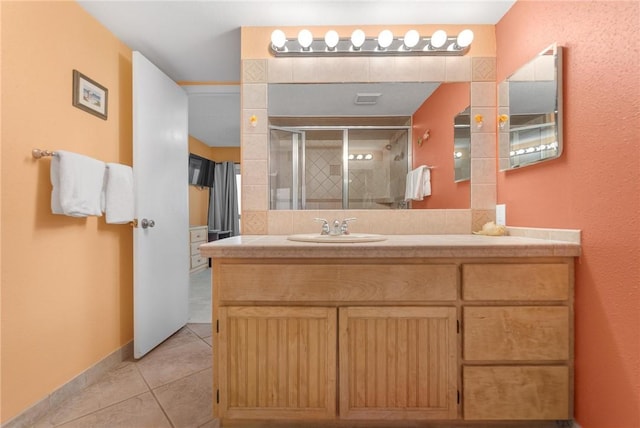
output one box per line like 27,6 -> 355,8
208,162 -> 239,236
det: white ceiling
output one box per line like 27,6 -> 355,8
77,0 -> 515,147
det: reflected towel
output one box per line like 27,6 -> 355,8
104,163 -> 135,224
404,165 -> 430,201
51,151 -> 106,217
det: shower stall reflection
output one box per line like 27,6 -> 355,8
270,126 -> 410,210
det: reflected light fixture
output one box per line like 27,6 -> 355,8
269,28 -> 474,56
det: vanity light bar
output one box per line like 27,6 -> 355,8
269,29 -> 474,57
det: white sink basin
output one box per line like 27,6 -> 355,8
287,233 -> 387,243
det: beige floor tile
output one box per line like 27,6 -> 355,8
199,419 -> 221,428
188,323 -> 213,339
151,326 -> 201,353
154,368 -> 213,428
55,392 -> 171,428
33,362 -> 148,427
136,339 -> 212,388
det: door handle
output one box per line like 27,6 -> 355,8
140,218 -> 155,229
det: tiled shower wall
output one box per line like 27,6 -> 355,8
241,55 -> 497,235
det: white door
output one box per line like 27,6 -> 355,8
132,52 -> 189,358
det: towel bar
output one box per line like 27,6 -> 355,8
32,148 -> 57,159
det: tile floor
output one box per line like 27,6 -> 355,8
30,270 -> 215,428
32,324 -> 217,428
189,267 -> 212,324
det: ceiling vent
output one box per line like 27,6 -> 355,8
354,93 -> 381,105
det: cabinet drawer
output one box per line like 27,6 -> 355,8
464,366 -> 569,420
464,306 -> 569,361
462,263 -> 569,301
190,228 -> 207,242
218,264 -> 458,303
190,242 -> 203,256
191,254 -> 207,269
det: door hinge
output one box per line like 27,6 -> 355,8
457,390 -> 460,404
216,389 -> 220,404
216,319 -> 219,333
457,319 -> 460,334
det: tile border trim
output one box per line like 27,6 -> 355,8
2,341 -> 133,428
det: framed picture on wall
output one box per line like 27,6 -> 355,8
72,70 -> 108,120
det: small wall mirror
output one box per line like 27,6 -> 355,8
454,106 -> 471,182
499,43 -> 563,170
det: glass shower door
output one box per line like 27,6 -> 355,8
347,129 -> 409,209
269,128 -> 304,210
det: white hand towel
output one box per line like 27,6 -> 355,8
422,167 -> 432,197
104,163 -> 135,224
405,166 -> 429,201
50,151 -> 106,217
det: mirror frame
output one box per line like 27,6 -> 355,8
499,43 -> 563,171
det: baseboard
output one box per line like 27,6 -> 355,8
1,341 -> 133,428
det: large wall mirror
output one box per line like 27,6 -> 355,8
498,43 -> 563,170
267,82 -> 470,210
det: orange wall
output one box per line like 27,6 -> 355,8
1,2 -> 133,422
411,83 -> 470,209
188,136 -> 240,226
496,2 -> 639,427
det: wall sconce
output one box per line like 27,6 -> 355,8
474,114 -> 484,129
417,129 -> 430,146
498,114 -> 509,129
249,115 -> 258,127
269,28 -> 474,57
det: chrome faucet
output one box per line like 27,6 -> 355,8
314,218 -> 356,235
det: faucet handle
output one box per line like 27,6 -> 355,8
340,218 -> 356,235
313,218 -> 330,235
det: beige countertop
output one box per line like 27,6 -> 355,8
199,234 -> 581,259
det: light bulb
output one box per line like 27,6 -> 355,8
351,29 -> 365,50
378,29 -> 393,49
456,29 -> 474,48
324,30 -> 339,50
270,29 -> 286,50
364,153 -> 373,160
356,154 -> 364,160
403,29 -> 420,49
297,29 -> 313,49
348,154 -> 355,160
430,30 -> 447,49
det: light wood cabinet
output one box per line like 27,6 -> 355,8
211,257 -> 575,426
461,262 -> 573,421
339,306 -> 458,420
218,306 -> 336,420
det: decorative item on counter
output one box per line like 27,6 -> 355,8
473,221 -> 507,236
474,114 -> 484,129
249,114 -> 258,127
417,129 -> 430,146
498,114 -> 509,129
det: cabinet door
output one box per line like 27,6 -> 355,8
218,306 -> 336,420
339,307 -> 458,420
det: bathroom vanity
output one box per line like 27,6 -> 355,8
199,234 -> 580,427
